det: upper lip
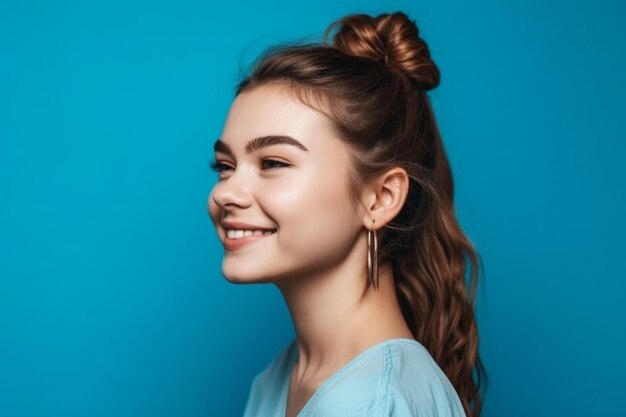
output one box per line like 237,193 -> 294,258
221,221 -> 277,231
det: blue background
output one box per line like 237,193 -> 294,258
1,1 -> 625,416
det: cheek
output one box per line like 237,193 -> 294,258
265,168 -> 357,244
262,169 -> 333,220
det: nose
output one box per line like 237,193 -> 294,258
209,170 -> 254,211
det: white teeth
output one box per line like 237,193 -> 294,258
226,229 -> 276,239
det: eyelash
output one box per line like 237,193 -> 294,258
209,158 -> 290,173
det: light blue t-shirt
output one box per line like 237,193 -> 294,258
242,337 -> 466,417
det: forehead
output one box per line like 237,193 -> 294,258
219,84 -> 342,154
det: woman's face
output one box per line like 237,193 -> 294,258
207,83 -> 364,284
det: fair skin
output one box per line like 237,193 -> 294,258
207,83 -> 413,417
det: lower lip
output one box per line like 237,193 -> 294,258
223,232 -> 276,251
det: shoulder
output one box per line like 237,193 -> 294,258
384,340 -> 466,417
303,339 -> 466,417
243,339 -> 297,416
252,338 -> 297,388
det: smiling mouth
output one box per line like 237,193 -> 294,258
223,230 -> 277,250
225,229 -> 277,239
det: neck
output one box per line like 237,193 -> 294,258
274,234 -> 413,378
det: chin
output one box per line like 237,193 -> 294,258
223,275 -> 254,284
221,256 -> 281,284
221,269 -> 270,285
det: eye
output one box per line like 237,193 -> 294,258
209,159 -> 233,173
209,158 -> 290,174
261,158 -> 290,170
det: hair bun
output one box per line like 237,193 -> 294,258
324,12 -> 440,91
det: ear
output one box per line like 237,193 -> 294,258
360,167 -> 410,230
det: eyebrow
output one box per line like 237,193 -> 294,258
213,135 -> 309,156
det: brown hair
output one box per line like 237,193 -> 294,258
234,11 -> 485,417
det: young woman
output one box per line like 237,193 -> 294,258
207,11 -> 484,417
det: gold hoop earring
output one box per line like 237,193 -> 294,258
367,218 -> 379,290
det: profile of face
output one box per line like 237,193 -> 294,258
207,84 -> 365,285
